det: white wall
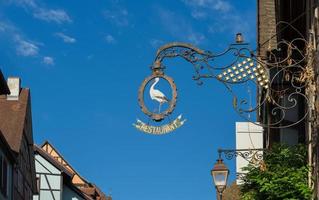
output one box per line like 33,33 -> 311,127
33,153 -> 86,200
236,122 -> 263,184
62,185 -> 85,200
33,154 -> 62,200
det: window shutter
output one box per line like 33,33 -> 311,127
0,155 -> 2,192
2,159 -> 7,196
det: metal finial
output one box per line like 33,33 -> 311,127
236,33 -> 244,43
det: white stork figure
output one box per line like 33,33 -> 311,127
150,77 -> 169,113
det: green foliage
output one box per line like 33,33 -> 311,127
240,144 -> 312,200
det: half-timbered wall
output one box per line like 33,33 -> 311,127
62,185 -> 85,200
13,134 -> 35,200
33,153 -> 86,200
33,154 -> 62,200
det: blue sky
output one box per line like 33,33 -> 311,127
1,0 -> 256,199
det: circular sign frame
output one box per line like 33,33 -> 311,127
138,74 -> 177,122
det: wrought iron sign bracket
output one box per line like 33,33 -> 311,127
218,148 -> 266,164
135,25 -> 315,134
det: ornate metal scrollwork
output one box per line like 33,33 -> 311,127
149,23 -> 314,129
218,148 -> 267,181
218,148 -> 266,164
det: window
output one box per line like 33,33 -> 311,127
36,176 -> 40,194
0,155 -> 2,192
0,155 -> 8,197
2,159 -> 7,196
24,184 -> 28,200
18,170 -> 23,195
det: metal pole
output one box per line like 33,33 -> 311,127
219,192 -> 223,200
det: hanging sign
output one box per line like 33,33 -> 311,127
133,61 -> 186,135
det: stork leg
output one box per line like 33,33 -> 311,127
158,103 -> 162,113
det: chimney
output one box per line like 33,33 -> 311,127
6,77 -> 21,101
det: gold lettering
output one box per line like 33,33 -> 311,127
133,115 -> 186,135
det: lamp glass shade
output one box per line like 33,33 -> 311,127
212,170 -> 228,187
211,159 -> 229,193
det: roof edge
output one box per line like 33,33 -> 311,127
0,70 -> 10,95
34,144 -> 74,178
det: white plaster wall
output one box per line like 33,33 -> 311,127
236,122 -> 263,184
33,154 -> 62,200
35,155 -> 60,174
62,184 -> 85,200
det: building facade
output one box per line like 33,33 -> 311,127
0,71 -> 14,200
33,145 -> 89,200
0,71 -> 37,199
258,0 -> 309,147
33,141 -> 111,200
0,130 -> 15,200
257,0 -> 319,198
0,69 -> 112,200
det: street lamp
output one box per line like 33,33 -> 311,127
211,158 -> 229,200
